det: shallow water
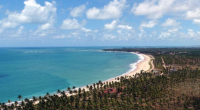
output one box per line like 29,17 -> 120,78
0,47 -> 139,103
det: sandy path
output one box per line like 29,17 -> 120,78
148,55 -> 155,72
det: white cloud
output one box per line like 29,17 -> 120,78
168,27 -> 182,33
17,26 -> 24,34
38,22 -> 53,30
117,30 -> 122,34
172,0 -> 200,12
140,20 -> 157,29
132,0 -> 174,19
117,25 -> 132,30
132,0 -> 200,19
54,34 -> 67,39
0,0 -> 56,31
158,32 -> 171,39
168,28 -> 178,33
101,31 -> 135,41
70,5 -> 86,17
86,0 -> 126,19
193,19 -> 200,26
155,28 -> 200,41
81,28 -> 92,32
102,33 -> 116,40
186,30 -> 200,39
93,30 -> 98,33
162,18 -> 180,26
104,20 -> 117,30
138,29 -> 146,38
186,8 -> 200,19
39,32 -> 47,37
197,31 -> 200,39
187,29 -> 195,37
0,20 -> 18,28
61,18 -> 86,29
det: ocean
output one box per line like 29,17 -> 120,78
0,47 -> 140,103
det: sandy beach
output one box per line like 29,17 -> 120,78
126,53 -> 151,76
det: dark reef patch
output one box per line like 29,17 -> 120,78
0,74 -> 9,78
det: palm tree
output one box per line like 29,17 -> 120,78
25,98 -> 29,103
61,91 -> 66,96
2,103 -> 5,108
67,87 -> 71,91
18,95 -> 22,101
46,92 -> 50,97
39,96 -> 42,101
69,90 -> 73,94
8,100 -> 11,106
14,101 -> 18,107
11,104 -> 14,109
78,88 -> 82,94
70,96 -> 74,104
57,89 -> 61,94
33,96 -> 37,102
21,101 -> 25,108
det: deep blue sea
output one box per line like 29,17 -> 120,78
0,47 -> 139,103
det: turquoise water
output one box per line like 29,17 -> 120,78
0,47 -> 139,103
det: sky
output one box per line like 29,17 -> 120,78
0,0 -> 200,47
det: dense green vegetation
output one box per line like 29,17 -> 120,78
1,47 -> 200,109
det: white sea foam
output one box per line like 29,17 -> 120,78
128,53 -> 144,73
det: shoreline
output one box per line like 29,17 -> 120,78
99,53 -> 150,82
97,53 -> 145,83
63,52 -> 152,97
6,52 -> 152,105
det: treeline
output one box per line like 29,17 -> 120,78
103,47 -> 200,55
